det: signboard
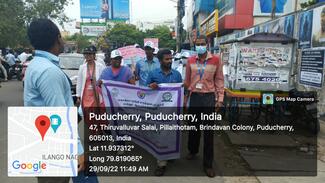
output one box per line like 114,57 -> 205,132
200,10 -> 218,36
238,44 -> 292,84
80,0 -> 103,19
102,81 -> 183,160
81,23 -> 107,37
298,10 -> 313,48
112,0 -> 130,20
312,5 -> 325,48
144,38 -> 159,48
299,50 -> 325,88
253,0 -> 295,16
217,0 -> 235,18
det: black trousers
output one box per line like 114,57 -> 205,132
187,92 -> 215,168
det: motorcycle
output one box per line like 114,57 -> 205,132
9,60 -> 23,80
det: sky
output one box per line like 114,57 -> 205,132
63,0 -> 181,33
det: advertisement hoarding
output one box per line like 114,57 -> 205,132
112,0 -> 130,20
80,0 -> 102,19
80,0 -> 129,21
253,0 -> 295,16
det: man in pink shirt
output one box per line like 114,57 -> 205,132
184,35 -> 224,177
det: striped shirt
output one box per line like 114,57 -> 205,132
184,52 -> 224,102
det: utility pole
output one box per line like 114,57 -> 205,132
271,0 -> 276,19
176,0 -> 185,52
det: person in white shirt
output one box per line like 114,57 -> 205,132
18,48 -> 32,63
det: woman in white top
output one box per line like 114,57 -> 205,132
76,46 -> 105,110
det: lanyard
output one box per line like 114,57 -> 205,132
87,63 -> 94,81
35,52 -> 72,87
196,60 -> 207,80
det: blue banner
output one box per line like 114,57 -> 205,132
112,0 -> 130,20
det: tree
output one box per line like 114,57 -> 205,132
102,23 -> 145,49
0,0 -> 27,47
64,33 -> 91,52
0,0 -> 72,48
146,25 -> 176,50
300,0 -> 317,9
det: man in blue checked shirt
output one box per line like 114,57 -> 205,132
135,41 -> 160,86
24,19 -> 91,183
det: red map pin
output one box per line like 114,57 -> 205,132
35,115 -> 50,141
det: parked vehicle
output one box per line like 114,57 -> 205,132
59,53 -> 84,103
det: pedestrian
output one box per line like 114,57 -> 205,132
135,41 -> 160,86
184,35 -> 224,178
24,18 -> 86,183
18,48 -> 32,63
0,54 -> 8,81
5,50 -> 16,67
146,49 -> 182,176
104,51 -> 111,66
76,46 -> 106,114
99,49 -> 135,84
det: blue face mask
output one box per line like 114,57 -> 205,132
196,45 -> 207,55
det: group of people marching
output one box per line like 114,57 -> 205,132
76,36 -> 224,178
24,18 -> 224,183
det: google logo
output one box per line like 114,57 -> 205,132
12,160 -> 47,172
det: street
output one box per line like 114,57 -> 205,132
1,81 -> 325,183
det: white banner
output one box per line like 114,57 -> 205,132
102,81 -> 183,160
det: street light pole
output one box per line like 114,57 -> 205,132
176,0 -> 185,52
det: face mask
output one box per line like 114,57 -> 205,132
196,45 -> 207,55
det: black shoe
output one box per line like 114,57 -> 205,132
154,166 -> 166,176
185,153 -> 196,160
204,167 -> 216,178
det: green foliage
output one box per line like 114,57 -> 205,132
300,0 -> 317,9
64,33 -> 91,51
103,23 -> 145,48
99,23 -> 176,50
146,25 -> 176,50
0,0 -> 71,48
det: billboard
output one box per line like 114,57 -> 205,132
80,0 -> 129,20
112,0 -> 130,20
80,0 -> 102,19
217,0 -> 235,18
298,10 -> 313,49
253,0 -> 295,16
81,23 -> 107,37
312,5 -> 325,48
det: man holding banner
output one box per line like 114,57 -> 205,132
146,49 -> 182,176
